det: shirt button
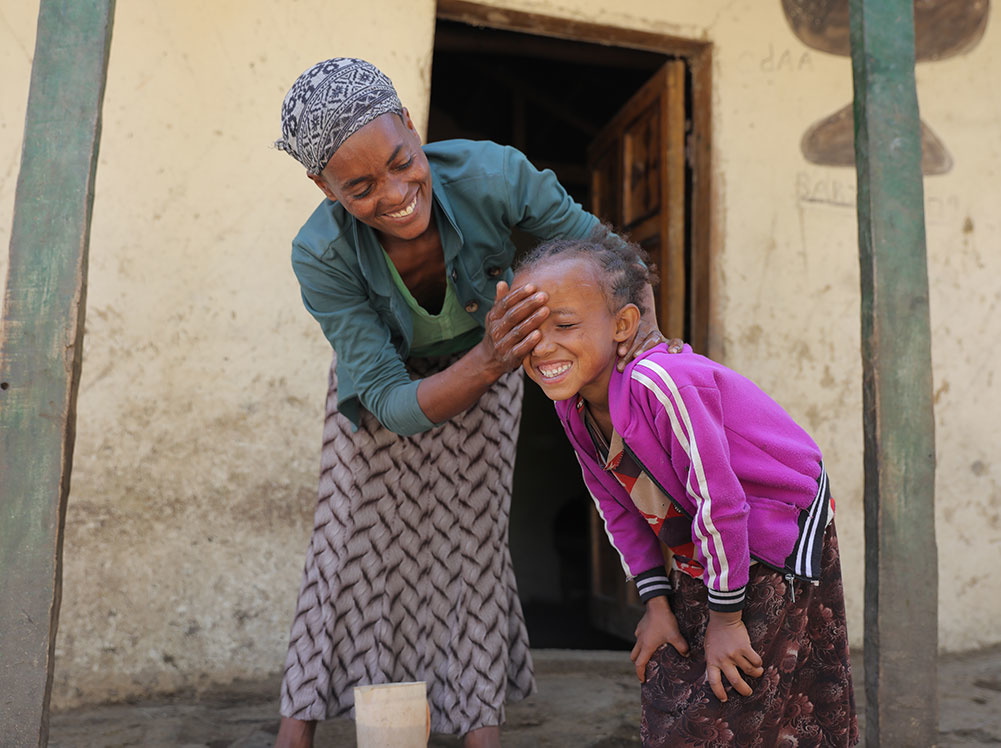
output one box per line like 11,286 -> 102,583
450,269 -> 458,282
487,266 -> 502,277
465,301 -> 479,314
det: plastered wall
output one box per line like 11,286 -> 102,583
1,0 -> 437,706
1,0 -> 998,708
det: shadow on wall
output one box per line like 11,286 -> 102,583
783,0 -> 991,175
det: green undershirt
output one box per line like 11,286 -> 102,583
382,250 -> 483,358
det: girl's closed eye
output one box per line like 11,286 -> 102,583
556,322 -> 578,329
393,156 -> 414,171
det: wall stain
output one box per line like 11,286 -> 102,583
741,323 -> 764,346
935,380 -> 951,404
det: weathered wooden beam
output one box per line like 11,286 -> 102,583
0,1 -> 115,744
434,23 -> 666,70
848,0 -> 938,745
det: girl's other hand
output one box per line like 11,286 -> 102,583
704,610 -> 764,702
630,596 -> 689,683
481,281 -> 549,376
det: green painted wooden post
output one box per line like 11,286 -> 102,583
0,1 -> 114,744
849,0 -> 938,745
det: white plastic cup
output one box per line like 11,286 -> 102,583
354,681 -> 430,748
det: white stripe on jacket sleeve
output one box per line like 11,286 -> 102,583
633,361 -> 732,591
572,453 -> 632,578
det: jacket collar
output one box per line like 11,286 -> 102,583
348,215 -> 392,297
429,160 -> 464,260
608,359 -> 636,441
558,344 -> 675,449
608,344 -> 685,446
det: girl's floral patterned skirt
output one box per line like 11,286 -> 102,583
642,523 -> 859,747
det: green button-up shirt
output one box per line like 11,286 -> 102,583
291,139 -> 599,435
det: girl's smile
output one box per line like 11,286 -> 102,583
537,361 -> 573,380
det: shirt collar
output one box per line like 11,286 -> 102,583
348,216 -> 392,296
429,158 -> 464,263
605,430 -> 626,471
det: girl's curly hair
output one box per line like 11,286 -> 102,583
514,224 -> 657,315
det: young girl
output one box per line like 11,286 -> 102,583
512,233 -> 858,747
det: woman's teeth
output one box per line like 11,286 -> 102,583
539,362 -> 571,378
387,196 -> 417,218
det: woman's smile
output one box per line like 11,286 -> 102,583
384,193 -> 418,220
312,111 -> 434,241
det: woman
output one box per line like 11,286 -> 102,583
272,58 -> 669,748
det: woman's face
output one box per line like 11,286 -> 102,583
309,109 -> 433,241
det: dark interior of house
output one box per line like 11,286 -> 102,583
428,19 -> 671,649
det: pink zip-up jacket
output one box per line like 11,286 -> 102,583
554,345 -> 832,611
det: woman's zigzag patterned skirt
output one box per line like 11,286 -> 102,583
279,355 -> 535,735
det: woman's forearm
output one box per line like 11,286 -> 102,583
416,280 -> 552,423
415,340 -> 510,424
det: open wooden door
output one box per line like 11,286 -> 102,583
585,59 -> 689,640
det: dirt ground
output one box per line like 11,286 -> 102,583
49,646 -> 1001,747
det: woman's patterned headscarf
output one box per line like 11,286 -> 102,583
275,58 -> 403,175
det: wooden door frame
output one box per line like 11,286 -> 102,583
436,0 -> 715,355
583,61 -> 690,639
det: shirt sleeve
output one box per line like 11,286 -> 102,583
634,566 -> 673,602
502,145 -> 600,240
568,446 -> 665,582
641,376 -> 752,612
292,244 -> 437,436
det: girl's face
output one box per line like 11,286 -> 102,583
309,109 -> 433,242
513,257 -> 638,406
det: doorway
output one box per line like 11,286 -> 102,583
428,7 -> 712,646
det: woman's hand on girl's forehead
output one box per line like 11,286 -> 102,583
480,281 -> 550,376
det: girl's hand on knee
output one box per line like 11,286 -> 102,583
630,596 -> 689,683
704,611 -> 763,702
